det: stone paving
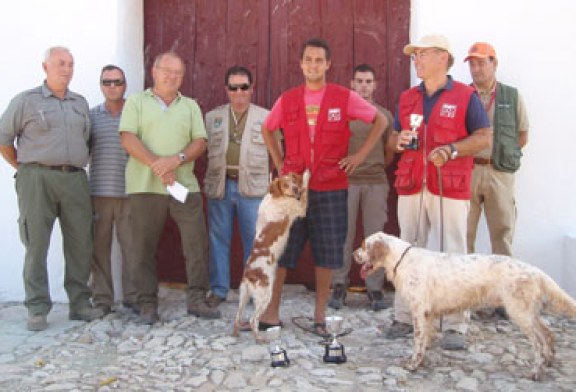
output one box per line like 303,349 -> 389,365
1,284 -> 576,392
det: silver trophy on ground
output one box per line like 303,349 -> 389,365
267,326 -> 290,367
323,315 -> 347,364
405,113 -> 423,150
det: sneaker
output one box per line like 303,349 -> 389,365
139,304 -> 159,325
69,306 -> 105,321
328,284 -> 347,310
27,314 -> 48,331
206,293 -> 225,308
188,301 -> 221,319
367,290 -> 388,311
385,320 -> 414,339
440,330 -> 466,350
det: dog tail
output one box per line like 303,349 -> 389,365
540,273 -> 576,317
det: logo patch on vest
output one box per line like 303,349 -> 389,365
327,108 -> 341,122
213,117 -> 223,128
439,104 -> 457,118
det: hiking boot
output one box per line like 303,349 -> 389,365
494,306 -> 509,320
367,290 -> 388,311
123,301 -> 139,313
188,301 -> 221,319
385,320 -> 414,339
206,293 -> 225,308
27,314 -> 48,331
95,304 -> 112,316
328,284 -> 346,310
440,330 -> 466,350
139,305 -> 159,325
69,306 -> 105,321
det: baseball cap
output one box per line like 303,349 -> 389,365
464,42 -> 497,62
403,34 -> 452,56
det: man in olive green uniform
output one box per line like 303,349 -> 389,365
0,46 -> 104,331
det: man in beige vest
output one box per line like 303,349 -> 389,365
328,64 -> 394,311
204,65 -> 276,308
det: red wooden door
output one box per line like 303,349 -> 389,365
143,0 -> 410,289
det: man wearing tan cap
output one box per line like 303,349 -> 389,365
386,34 -> 491,350
465,42 -> 529,261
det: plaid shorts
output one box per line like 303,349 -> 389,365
278,189 -> 347,270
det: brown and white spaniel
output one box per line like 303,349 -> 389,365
233,170 -> 310,342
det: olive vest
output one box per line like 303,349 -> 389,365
491,83 -> 521,173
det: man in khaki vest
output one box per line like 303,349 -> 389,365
204,66 -> 275,308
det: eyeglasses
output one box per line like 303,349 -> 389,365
410,49 -> 442,61
227,83 -> 250,92
101,79 -> 125,87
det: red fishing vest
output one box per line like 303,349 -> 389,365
395,81 -> 475,200
280,84 -> 351,191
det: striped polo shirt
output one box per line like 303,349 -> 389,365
88,103 -> 128,197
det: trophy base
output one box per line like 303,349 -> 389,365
323,344 -> 347,364
270,349 -> 290,368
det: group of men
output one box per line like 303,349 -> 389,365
0,33 -> 528,350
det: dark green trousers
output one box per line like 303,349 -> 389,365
129,192 -> 209,307
16,164 -> 93,315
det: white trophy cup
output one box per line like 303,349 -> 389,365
323,315 -> 347,364
406,113 -> 423,150
267,326 -> 290,367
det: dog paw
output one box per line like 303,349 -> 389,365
403,359 -> 420,372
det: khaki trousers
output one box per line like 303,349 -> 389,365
332,183 -> 389,291
467,164 -> 516,256
129,192 -> 209,307
394,188 -> 470,333
91,196 -> 136,307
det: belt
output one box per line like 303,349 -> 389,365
31,163 -> 82,172
226,173 -> 239,181
473,157 -> 492,165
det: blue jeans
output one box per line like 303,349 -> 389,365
208,179 -> 262,298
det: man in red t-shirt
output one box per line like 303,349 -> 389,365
260,38 -> 387,335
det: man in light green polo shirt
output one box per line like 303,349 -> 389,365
119,51 -> 219,324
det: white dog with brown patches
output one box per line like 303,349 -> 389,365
233,170 -> 310,342
353,232 -> 576,381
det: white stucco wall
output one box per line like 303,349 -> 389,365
410,0 -> 576,295
0,0 -> 143,301
0,0 -> 574,301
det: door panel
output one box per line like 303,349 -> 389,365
143,0 -> 410,289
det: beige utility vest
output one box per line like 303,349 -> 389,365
204,103 -> 270,199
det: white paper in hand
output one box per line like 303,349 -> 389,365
166,181 -> 188,203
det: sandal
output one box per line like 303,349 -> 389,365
258,321 -> 284,331
237,320 -> 284,332
291,316 -> 353,339
313,322 -> 330,338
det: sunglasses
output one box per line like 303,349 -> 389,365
101,79 -> 125,87
227,83 -> 250,92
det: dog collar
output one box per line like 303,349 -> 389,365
393,245 -> 413,276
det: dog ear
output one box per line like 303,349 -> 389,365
369,241 -> 388,261
269,178 -> 283,197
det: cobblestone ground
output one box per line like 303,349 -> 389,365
1,285 -> 575,392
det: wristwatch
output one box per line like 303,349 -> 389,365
178,152 -> 186,164
448,144 -> 458,160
